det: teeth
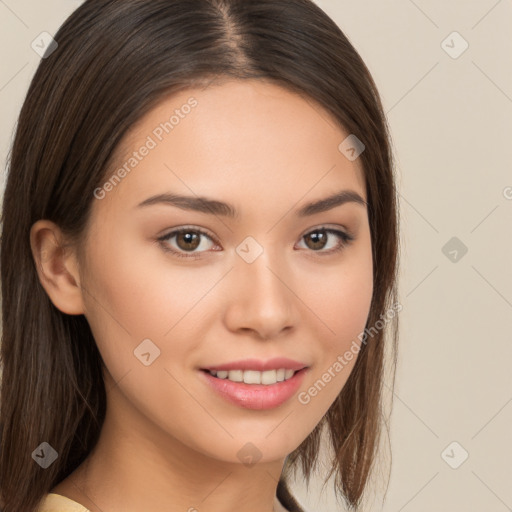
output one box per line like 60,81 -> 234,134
284,369 -> 295,380
244,370 -> 262,384
227,369 -> 243,382
208,368 -> 298,385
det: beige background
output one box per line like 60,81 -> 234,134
1,1 -> 511,511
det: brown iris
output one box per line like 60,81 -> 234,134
176,231 -> 201,251
303,230 -> 328,250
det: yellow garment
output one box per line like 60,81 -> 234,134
37,493 -> 90,512
37,492 -> 290,511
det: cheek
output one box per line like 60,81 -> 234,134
296,247 -> 373,418
83,231 -> 197,334
305,247 -> 373,349
80,232 -> 220,385
308,269 -> 372,369
326,270 -> 373,343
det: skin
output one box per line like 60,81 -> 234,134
30,79 -> 373,512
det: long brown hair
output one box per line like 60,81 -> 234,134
0,1 -> 400,510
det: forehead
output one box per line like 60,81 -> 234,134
99,79 -> 366,214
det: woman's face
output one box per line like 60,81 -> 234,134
77,79 -> 373,464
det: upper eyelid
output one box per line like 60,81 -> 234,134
161,226 -> 219,244
160,224 -> 350,240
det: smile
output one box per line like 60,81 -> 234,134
200,367 -> 309,410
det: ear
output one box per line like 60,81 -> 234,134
29,220 -> 85,315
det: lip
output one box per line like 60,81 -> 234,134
200,357 -> 308,372
200,367 -> 309,410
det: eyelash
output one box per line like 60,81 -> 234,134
157,225 -> 355,259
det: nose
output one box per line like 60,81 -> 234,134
222,249 -> 298,340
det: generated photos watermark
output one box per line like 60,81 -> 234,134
298,301 -> 402,405
93,96 -> 198,200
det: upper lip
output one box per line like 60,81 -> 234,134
201,357 -> 308,372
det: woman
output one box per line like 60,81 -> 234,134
0,0 -> 400,511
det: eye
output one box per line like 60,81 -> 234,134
295,227 -> 354,256
157,226 -> 219,259
157,225 -> 355,260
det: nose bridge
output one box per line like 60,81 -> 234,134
224,240 -> 297,338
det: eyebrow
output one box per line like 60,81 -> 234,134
136,189 -> 367,217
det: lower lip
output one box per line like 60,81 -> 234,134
200,368 -> 309,410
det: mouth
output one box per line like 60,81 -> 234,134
199,367 -> 309,410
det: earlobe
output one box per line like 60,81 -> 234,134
29,220 -> 85,315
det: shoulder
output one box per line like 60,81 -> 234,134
36,493 -> 91,512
